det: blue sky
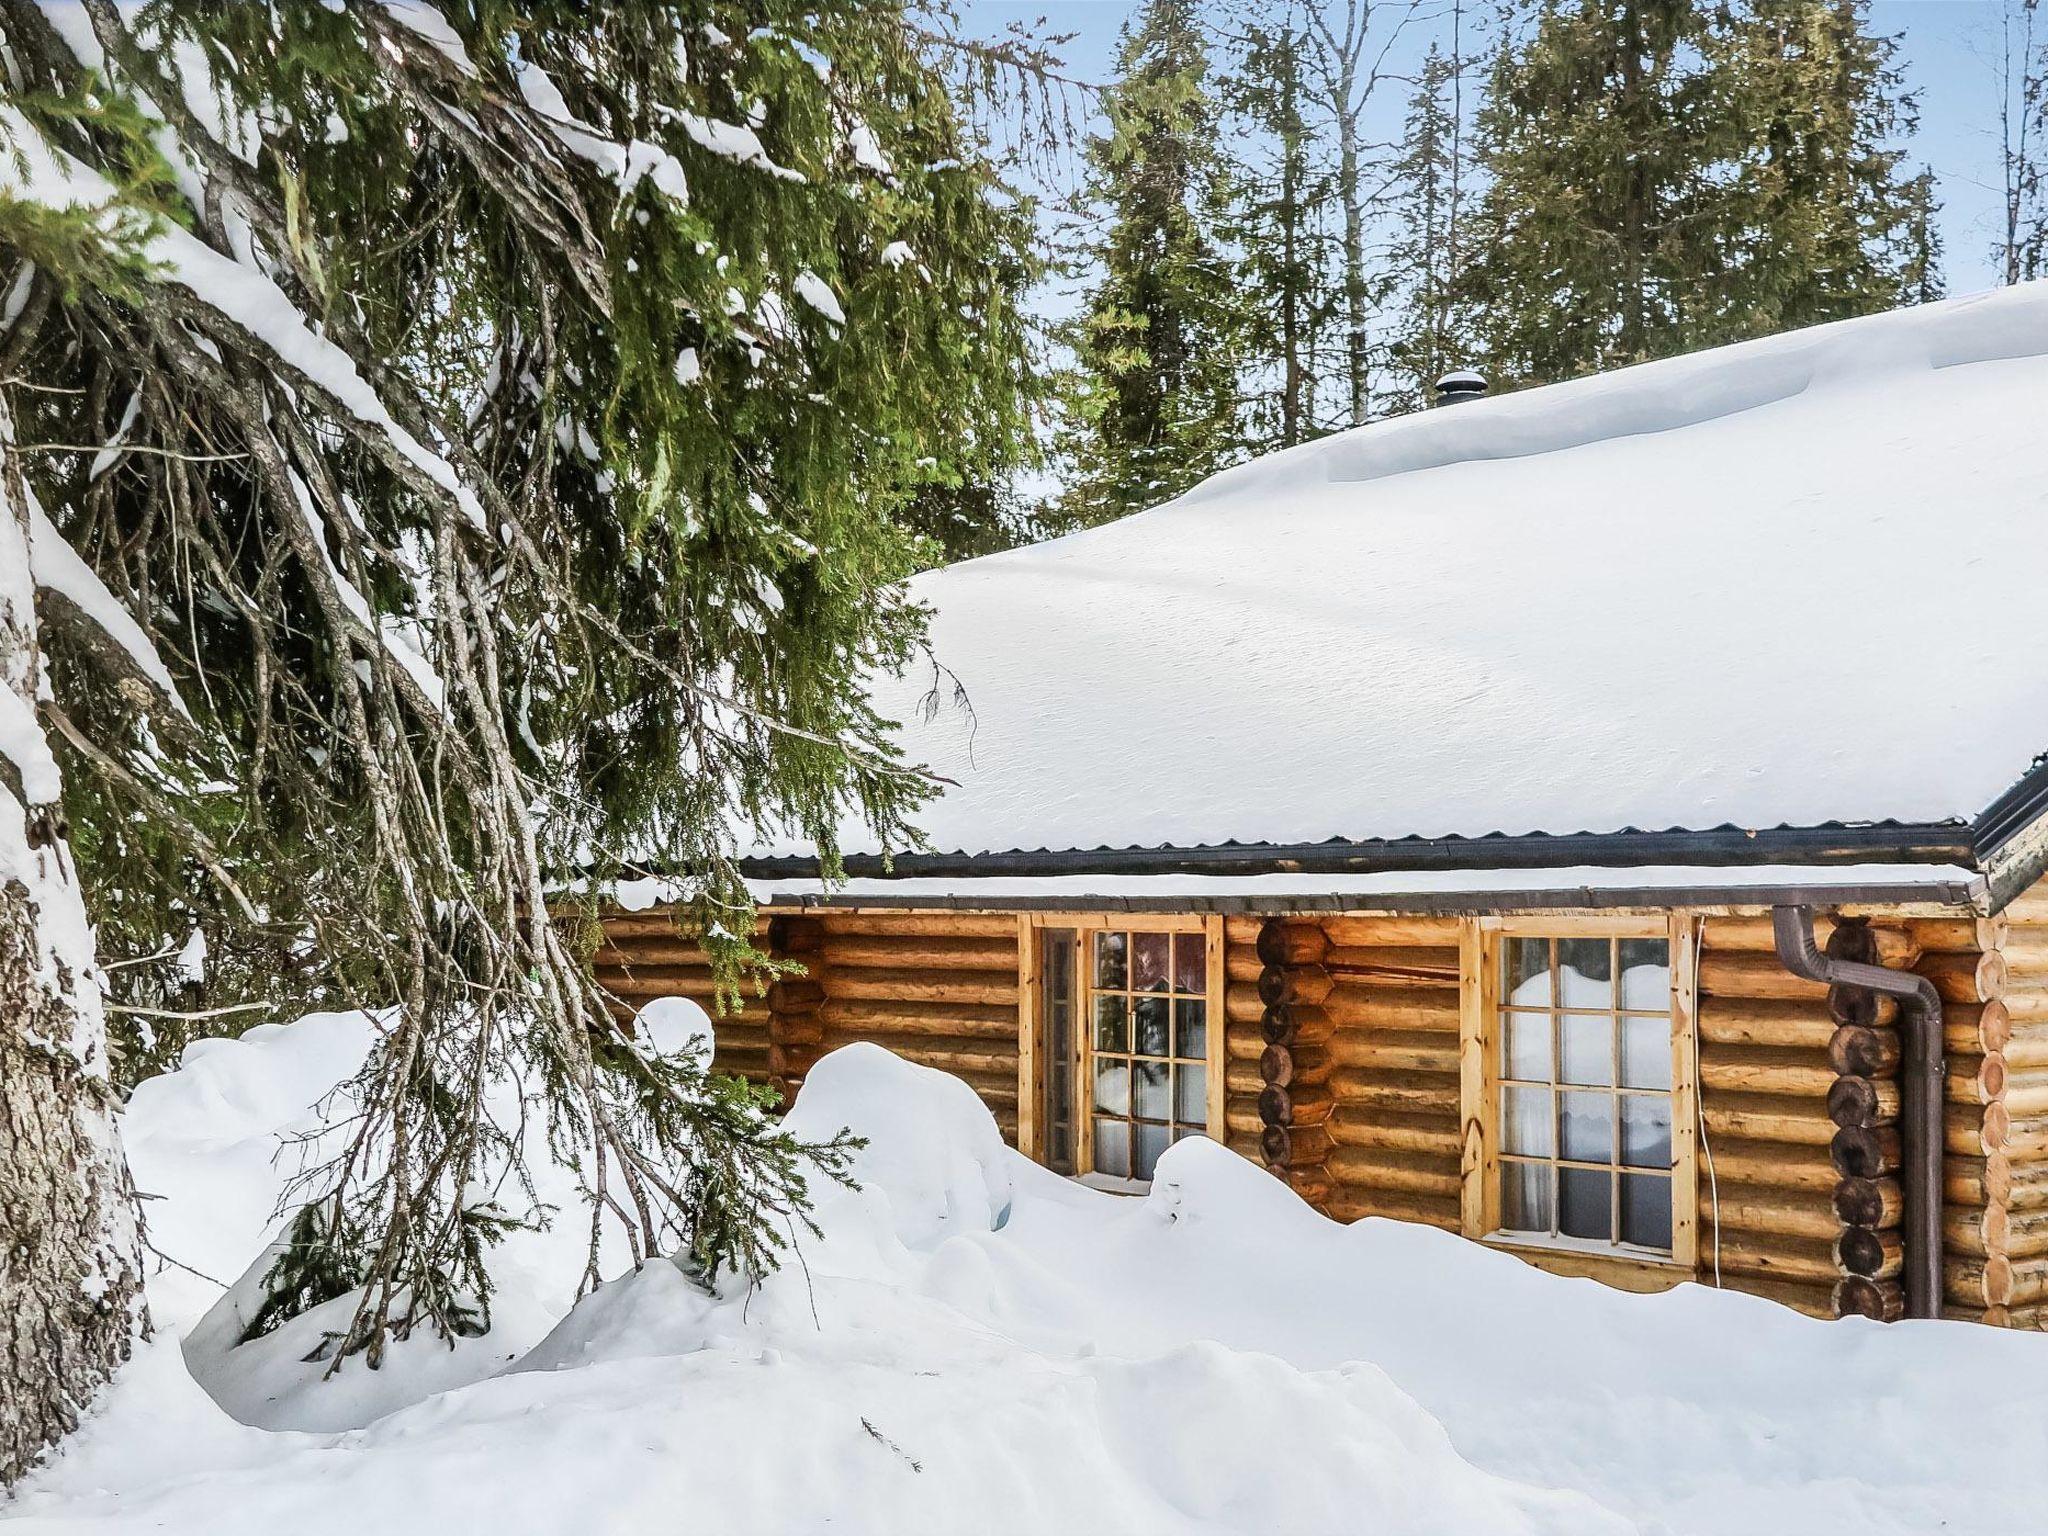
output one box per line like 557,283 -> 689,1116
964,0 -> 2022,294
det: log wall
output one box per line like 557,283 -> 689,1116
594,907 -> 1022,1143
593,893 -> 2048,1329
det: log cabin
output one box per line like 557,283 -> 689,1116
593,283 -> 2048,1327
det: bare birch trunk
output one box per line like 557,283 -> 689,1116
0,408 -> 147,1489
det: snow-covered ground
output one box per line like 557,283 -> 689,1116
14,1012 -> 2048,1534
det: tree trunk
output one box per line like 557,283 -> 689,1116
0,410 -> 147,1489
1337,95 -> 1371,426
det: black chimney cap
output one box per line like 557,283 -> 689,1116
1434,369 -> 1487,405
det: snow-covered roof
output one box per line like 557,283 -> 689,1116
816,283 -> 2048,874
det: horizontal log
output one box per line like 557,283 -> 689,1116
591,942 -> 715,970
1948,1052 -> 2008,1107
1698,953 -> 1830,1001
1318,915 -> 1465,947
1834,1226 -> 1903,1279
1828,1076 -> 1898,1130
1704,1139 -> 1841,1192
2001,1207 -> 2048,1260
1698,998 -> 1839,1052
1258,921 -> 1329,968
815,998 -> 1019,1040
2008,1160 -> 2048,1211
1224,1103 -> 1262,1137
1918,950 -> 2006,1005
826,969 -> 1016,1006
765,978 -> 825,1013
1226,1131 -> 1264,1162
1827,1025 -> 1900,1080
1709,1184 -> 1842,1242
1258,965 -> 1333,1009
1262,1122 -> 1333,1167
772,1017 -> 825,1048
1225,983 -> 1265,1026
1226,1030 -> 1264,1062
1325,1146 -> 1461,1196
1705,917 -> 1920,968
767,1042 -> 823,1079
814,912 -> 1020,938
1947,1154 -> 2011,1208
1708,1273 -> 1835,1320
1999,1070 -> 2048,1117
1262,1002 -> 1332,1047
1329,1067 -> 1456,1115
1325,1030 -> 1459,1076
1322,985 -> 1459,1033
1261,1041 -> 1332,1089
1260,1081 -> 1334,1128
1947,1252 -> 2016,1308
1707,1231 -> 1845,1285
1324,947 -> 1460,988
1903,917 -> 2004,954
1223,916 -> 1265,947
1271,1165 -> 1332,1206
2001,1255 -> 2048,1305
1225,1064 -> 1263,1099
1326,1107 -> 1460,1156
1951,1101 -> 2011,1157
1831,1125 -> 1901,1179
1703,1045 -> 1835,1099
1703,1093 -> 1837,1147
1833,1276 -> 1906,1322
1322,1189 -> 1460,1229
1944,1204 -> 2011,1259
857,1044 -> 1017,1079
818,935 -> 1019,971
1832,1177 -> 1903,1230
1945,1001 -> 2013,1057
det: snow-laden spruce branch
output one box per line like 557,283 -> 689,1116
0,0 -> 1046,1366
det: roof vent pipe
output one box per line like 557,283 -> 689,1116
1434,369 -> 1487,406
1771,906 -> 1944,1320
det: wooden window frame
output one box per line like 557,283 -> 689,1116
1458,914 -> 1699,1272
1018,913 -> 1225,1180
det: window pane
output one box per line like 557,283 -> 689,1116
1133,1060 -> 1170,1120
1556,938 -> 1613,1008
1620,1013 -> 1671,1090
1175,999 -> 1207,1060
1094,1058 -> 1130,1117
1133,995 -> 1171,1058
1173,932 -> 1206,995
1135,1121 -> 1172,1181
1175,1064 -> 1207,1125
1094,931 -> 1127,991
1093,1118 -> 1130,1179
1618,939 -> 1671,1011
1559,1090 -> 1614,1163
1093,995 -> 1128,1054
1504,938 -> 1551,1007
1504,1012 -> 1551,1081
1559,1166 -> 1613,1241
1133,932 -> 1171,993
1502,1085 -> 1553,1156
1560,1014 -> 1614,1087
1621,1173 -> 1672,1250
1501,1161 -> 1551,1234
1621,1095 -> 1672,1169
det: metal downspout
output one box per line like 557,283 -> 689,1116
1771,906 -> 1945,1320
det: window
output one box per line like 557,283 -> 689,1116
1461,919 -> 1697,1268
1024,917 -> 1221,1185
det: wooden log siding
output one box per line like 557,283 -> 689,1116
1256,919 -> 1337,1209
588,911 -> 774,1088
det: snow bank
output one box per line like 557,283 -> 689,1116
20,1023 -> 2048,1533
774,282 -> 2048,861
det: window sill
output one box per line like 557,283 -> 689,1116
1482,1233 -> 1690,1292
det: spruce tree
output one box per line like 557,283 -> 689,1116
0,0 -> 1042,1473
1382,40 -> 1477,413
1060,0 -> 1244,521
1702,0 -> 1939,340
1460,0 -> 1717,384
1223,14 -> 1339,448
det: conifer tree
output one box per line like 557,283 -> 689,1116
0,0 -> 1042,1477
1060,0 -> 1245,521
1382,39 -> 1477,412
1459,0 -> 1718,384
1702,0 -> 1939,340
1222,13 -> 1339,448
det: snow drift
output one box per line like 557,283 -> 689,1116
16,1014 -> 2048,1534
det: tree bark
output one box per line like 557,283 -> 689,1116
0,408 -> 148,1489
